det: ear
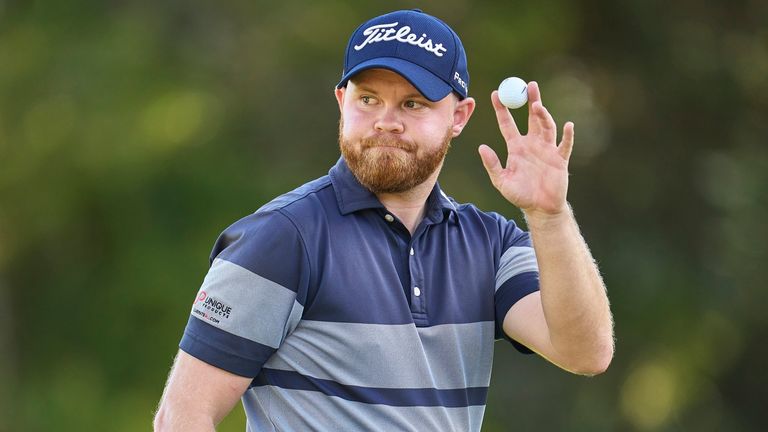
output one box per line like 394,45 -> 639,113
451,96 -> 476,137
334,87 -> 346,113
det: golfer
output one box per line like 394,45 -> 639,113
154,9 -> 614,432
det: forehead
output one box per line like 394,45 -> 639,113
349,68 -> 421,94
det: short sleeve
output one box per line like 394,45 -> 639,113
493,218 -> 540,353
179,210 -> 310,377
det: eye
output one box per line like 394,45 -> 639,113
404,99 -> 426,109
361,95 -> 377,105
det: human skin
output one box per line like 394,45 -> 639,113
154,68 -> 614,432
480,83 -> 614,375
338,69 -> 614,375
335,68 -> 475,233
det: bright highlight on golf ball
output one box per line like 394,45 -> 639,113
498,77 -> 528,109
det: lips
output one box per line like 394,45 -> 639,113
360,135 -> 415,152
370,144 -> 408,151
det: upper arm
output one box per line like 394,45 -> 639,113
179,210 -> 310,376
502,292 -> 552,358
502,292 -> 571,372
155,350 -> 252,431
491,216 -> 540,349
157,211 -> 311,430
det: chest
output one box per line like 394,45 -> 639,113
302,213 -> 498,327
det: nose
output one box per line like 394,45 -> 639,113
374,106 -> 404,134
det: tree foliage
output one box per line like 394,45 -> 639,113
1,1 -> 766,430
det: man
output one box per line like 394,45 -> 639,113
154,9 -> 614,432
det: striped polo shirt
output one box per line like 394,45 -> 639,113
180,157 -> 540,431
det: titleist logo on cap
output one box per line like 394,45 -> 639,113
353,22 -> 448,57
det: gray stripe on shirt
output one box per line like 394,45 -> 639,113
243,386 -> 487,432
495,246 -> 539,291
263,320 -> 495,389
191,258 -> 301,349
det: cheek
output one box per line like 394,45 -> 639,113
415,117 -> 453,141
341,109 -> 370,136
420,109 -> 454,133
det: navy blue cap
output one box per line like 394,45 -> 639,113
337,9 -> 469,102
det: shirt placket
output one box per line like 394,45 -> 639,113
381,209 -> 436,326
408,223 -> 432,325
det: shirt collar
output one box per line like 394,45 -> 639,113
328,157 -> 458,222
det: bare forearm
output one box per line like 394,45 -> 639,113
153,406 -> 216,432
526,204 -> 614,374
154,351 -> 250,432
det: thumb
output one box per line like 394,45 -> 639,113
478,144 -> 503,184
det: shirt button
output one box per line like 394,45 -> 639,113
409,248 -> 414,256
384,214 -> 394,222
414,287 -> 421,297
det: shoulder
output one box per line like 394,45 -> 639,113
450,198 -> 524,234
257,175 -> 334,215
220,174 -> 334,241
211,175 -> 335,263
256,174 -> 339,232
443,194 -> 531,250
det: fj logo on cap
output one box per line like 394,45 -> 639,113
354,22 -> 448,57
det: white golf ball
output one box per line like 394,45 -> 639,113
498,77 -> 528,109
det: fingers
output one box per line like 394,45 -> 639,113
527,81 -> 543,132
527,81 -> 542,107
478,144 -> 503,186
491,90 -> 520,142
496,81 -> 562,151
531,101 -> 557,144
526,82 -> 557,144
558,121 -> 575,161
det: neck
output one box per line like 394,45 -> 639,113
376,168 -> 441,235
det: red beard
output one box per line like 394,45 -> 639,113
339,120 -> 452,194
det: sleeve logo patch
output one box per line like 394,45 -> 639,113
192,290 -> 233,324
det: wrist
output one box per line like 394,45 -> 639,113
523,203 -> 572,230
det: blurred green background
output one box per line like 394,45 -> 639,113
1,0 -> 767,430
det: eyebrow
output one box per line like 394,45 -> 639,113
353,85 -> 426,100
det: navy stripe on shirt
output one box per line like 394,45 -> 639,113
180,316 -> 276,377
251,368 -> 490,408
494,271 -> 540,352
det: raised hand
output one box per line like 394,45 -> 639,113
478,82 -> 574,218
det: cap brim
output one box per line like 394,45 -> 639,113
336,58 -> 453,102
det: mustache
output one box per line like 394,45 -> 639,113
359,135 -> 416,152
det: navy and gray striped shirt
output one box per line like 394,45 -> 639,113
180,157 -> 540,431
